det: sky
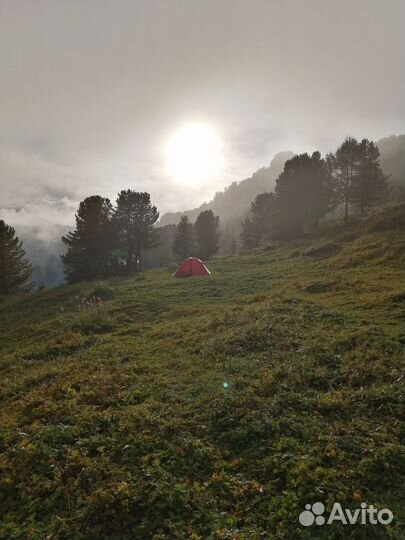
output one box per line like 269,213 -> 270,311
0,0 -> 404,243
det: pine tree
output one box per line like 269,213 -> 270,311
327,137 -> 361,222
240,217 -> 259,249
172,216 -> 195,259
229,236 -> 238,255
241,192 -> 277,248
351,139 -> 388,214
194,210 -> 220,260
114,190 -> 159,272
274,152 -> 333,236
61,196 -> 114,283
0,220 -> 33,295
305,151 -> 336,229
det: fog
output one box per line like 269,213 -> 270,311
0,0 -> 404,261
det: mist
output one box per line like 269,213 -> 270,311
0,0 -> 404,283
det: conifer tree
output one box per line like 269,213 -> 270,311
172,216 -> 195,259
194,210 -> 220,259
61,196 -> 114,283
240,216 -> 259,249
0,220 -> 33,295
114,190 -> 159,272
327,137 -> 361,222
351,139 -> 388,214
241,192 -> 277,248
274,152 -> 333,236
328,137 -> 388,220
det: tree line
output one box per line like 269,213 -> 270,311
61,190 -> 159,282
241,137 -> 388,247
172,210 -> 220,260
0,191 -> 222,293
61,192 -> 221,283
0,220 -> 33,295
0,135 -> 393,295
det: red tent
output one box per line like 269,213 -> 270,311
172,257 -> 211,278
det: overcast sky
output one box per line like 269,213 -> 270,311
0,0 -> 404,240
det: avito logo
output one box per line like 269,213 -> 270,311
299,502 -> 393,526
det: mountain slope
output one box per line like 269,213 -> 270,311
159,151 -> 294,228
160,135 -> 405,231
0,203 -> 404,539
377,134 -> 405,188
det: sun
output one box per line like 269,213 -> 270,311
165,123 -> 223,183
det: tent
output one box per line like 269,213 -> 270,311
172,257 -> 211,278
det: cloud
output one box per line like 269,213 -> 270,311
0,198 -> 75,241
0,0 -> 404,241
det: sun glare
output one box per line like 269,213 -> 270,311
165,123 -> 223,184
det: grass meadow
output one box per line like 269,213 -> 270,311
0,203 -> 404,539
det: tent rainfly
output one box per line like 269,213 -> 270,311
172,257 -> 211,278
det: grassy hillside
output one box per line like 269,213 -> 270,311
0,204 -> 404,540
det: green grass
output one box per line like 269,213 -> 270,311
0,204 -> 404,539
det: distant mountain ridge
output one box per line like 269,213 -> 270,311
160,135 -> 405,228
159,151 -> 294,228
377,134 -> 405,187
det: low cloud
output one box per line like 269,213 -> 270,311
0,0 -> 404,255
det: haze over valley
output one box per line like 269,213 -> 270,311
1,1 -> 404,285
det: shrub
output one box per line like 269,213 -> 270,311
71,308 -> 116,334
88,284 -> 115,300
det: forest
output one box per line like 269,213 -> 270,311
0,135 -> 402,294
